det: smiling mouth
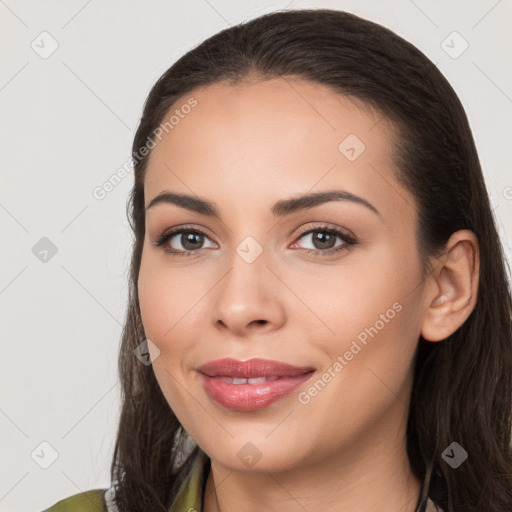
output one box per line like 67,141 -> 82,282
198,370 -> 316,412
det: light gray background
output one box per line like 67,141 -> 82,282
1,1 -> 511,510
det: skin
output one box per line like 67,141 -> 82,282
137,78 -> 479,512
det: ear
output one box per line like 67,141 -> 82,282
421,230 -> 480,342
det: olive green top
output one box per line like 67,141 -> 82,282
41,450 -> 207,512
41,489 -> 106,512
41,449 -> 444,511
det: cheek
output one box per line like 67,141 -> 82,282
295,243 -> 419,347
300,243 -> 422,394
292,264 -> 421,449
138,253 -> 201,346
137,251 -> 216,390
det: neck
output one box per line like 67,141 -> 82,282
203,410 -> 422,512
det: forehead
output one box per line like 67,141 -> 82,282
143,78 -> 411,221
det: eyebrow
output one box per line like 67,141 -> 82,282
145,189 -> 380,217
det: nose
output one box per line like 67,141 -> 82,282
211,252 -> 286,337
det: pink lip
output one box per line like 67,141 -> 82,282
197,358 -> 316,411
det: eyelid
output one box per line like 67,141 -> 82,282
158,223 -> 213,237
294,222 -> 355,239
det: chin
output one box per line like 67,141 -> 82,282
204,437 -> 306,473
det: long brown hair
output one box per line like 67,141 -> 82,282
110,9 -> 512,511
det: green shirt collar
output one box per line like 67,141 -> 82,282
167,449 -> 210,512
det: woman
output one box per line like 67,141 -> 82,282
43,8 -> 512,512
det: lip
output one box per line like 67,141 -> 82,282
197,358 -> 316,411
197,357 -> 314,378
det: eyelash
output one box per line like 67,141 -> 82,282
153,224 -> 358,258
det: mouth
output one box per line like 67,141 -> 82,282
196,358 -> 316,411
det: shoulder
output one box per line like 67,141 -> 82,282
41,489 -> 107,512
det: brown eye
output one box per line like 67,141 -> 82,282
304,231 -> 338,250
154,227 -> 216,256
175,231 -> 204,251
293,226 -> 358,256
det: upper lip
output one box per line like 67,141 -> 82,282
197,358 -> 315,378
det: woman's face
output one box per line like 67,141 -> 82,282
138,78 -> 429,472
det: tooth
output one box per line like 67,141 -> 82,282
247,377 -> 267,384
215,376 -> 283,384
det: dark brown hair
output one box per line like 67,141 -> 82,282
110,9 -> 512,511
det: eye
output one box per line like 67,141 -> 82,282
153,226 -> 217,257
153,223 -> 358,258
291,225 -> 358,256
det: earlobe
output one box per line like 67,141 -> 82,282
420,230 -> 480,342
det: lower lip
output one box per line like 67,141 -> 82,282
198,371 -> 315,411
